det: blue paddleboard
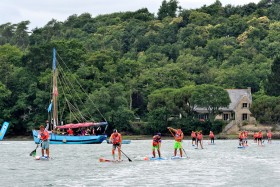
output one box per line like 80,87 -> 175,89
237,146 -> 245,149
148,157 -> 167,161
171,156 -> 187,160
35,156 -> 50,160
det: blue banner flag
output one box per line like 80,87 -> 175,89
47,102 -> 52,113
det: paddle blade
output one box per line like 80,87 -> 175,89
30,149 -> 36,157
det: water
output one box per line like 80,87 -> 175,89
0,140 -> 280,187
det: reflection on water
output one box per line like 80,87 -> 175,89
0,140 -> 279,186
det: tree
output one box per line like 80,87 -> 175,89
251,95 -> 280,124
191,84 -> 231,121
265,56 -> 280,96
157,0 -> 179,20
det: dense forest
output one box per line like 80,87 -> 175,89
1,0 -> 280,136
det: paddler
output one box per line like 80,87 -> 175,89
152,133 -> 162,158
109,129 -> 122,161
197,131 -> 203,149
167,127 -> 184,157
257,130 -> 263,146
191,131 -> 197,146
209,131 -> 215,144
38,125 -> 50,158
267,130 -> 272,144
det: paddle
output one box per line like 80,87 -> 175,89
119,148 -> 132,162
29,143 -> 39,156
168,128 -> 189,158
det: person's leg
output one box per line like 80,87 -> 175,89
46,149 -> 49,157
112,145 -> 116,160
152,147 -> 156,158
179,148 -> 183,157
41,149 -> 44,157
157,148 -> 161,158
118,146 -> 121,160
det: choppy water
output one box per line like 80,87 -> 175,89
0,140 -> 279,187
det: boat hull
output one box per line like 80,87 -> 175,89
32,130 -> 107,144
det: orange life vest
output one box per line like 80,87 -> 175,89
191,132 -> 196,138
111,133 -> 121,144
175,130 -> 183,142
152,135 -> 161,146
40,130 -> 49,141
197,133 -> 203,140
209,132 -> 214,138
267,132 -> 272,138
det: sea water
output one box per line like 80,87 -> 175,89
0,140 -> 279,187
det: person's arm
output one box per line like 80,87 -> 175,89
167,127 -> 176,133
45,122 -> 49,131
120,134 -> 122,146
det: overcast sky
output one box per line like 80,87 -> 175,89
1,0 -> 260,30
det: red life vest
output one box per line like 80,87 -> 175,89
258,132 -> 263,138
152,135 -> 161,146
197,133 -> 203,140
191,132 -> 196,138
111,133 -> 121,144
267,132 -> 272,138
209,132 -> 214,138
175,130 -> 183,142
40,130 -> 49,141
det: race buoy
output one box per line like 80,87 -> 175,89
144,156 -> 149,161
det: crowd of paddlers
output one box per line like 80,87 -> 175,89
238,130 -> 272,147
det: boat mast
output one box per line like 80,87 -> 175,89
52,48 -> 58,129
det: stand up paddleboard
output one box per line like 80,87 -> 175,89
208,143 -> 215,145
145,156 -> 168,161
171,156 -> 187,160
35,156 -> 50,160
99,157 -> 123,162
237,146 -> 245,149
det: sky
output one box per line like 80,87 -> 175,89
0,0 -> 260,30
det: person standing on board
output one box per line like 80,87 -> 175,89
244,131 -> 248,146
191,131 -> 197,146
267,130 -> 272,144
38,125 -> 50,158
238,131 -> 245,147
109,129 -> 122,161
197,131 -> 203,149
253,132 -> 258,143
257,130 -> 263,146
209,131 -> 215,144
167,127 -> 184,157
152,133 -> 162,158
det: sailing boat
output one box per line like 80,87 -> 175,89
32,48 -> 108,144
